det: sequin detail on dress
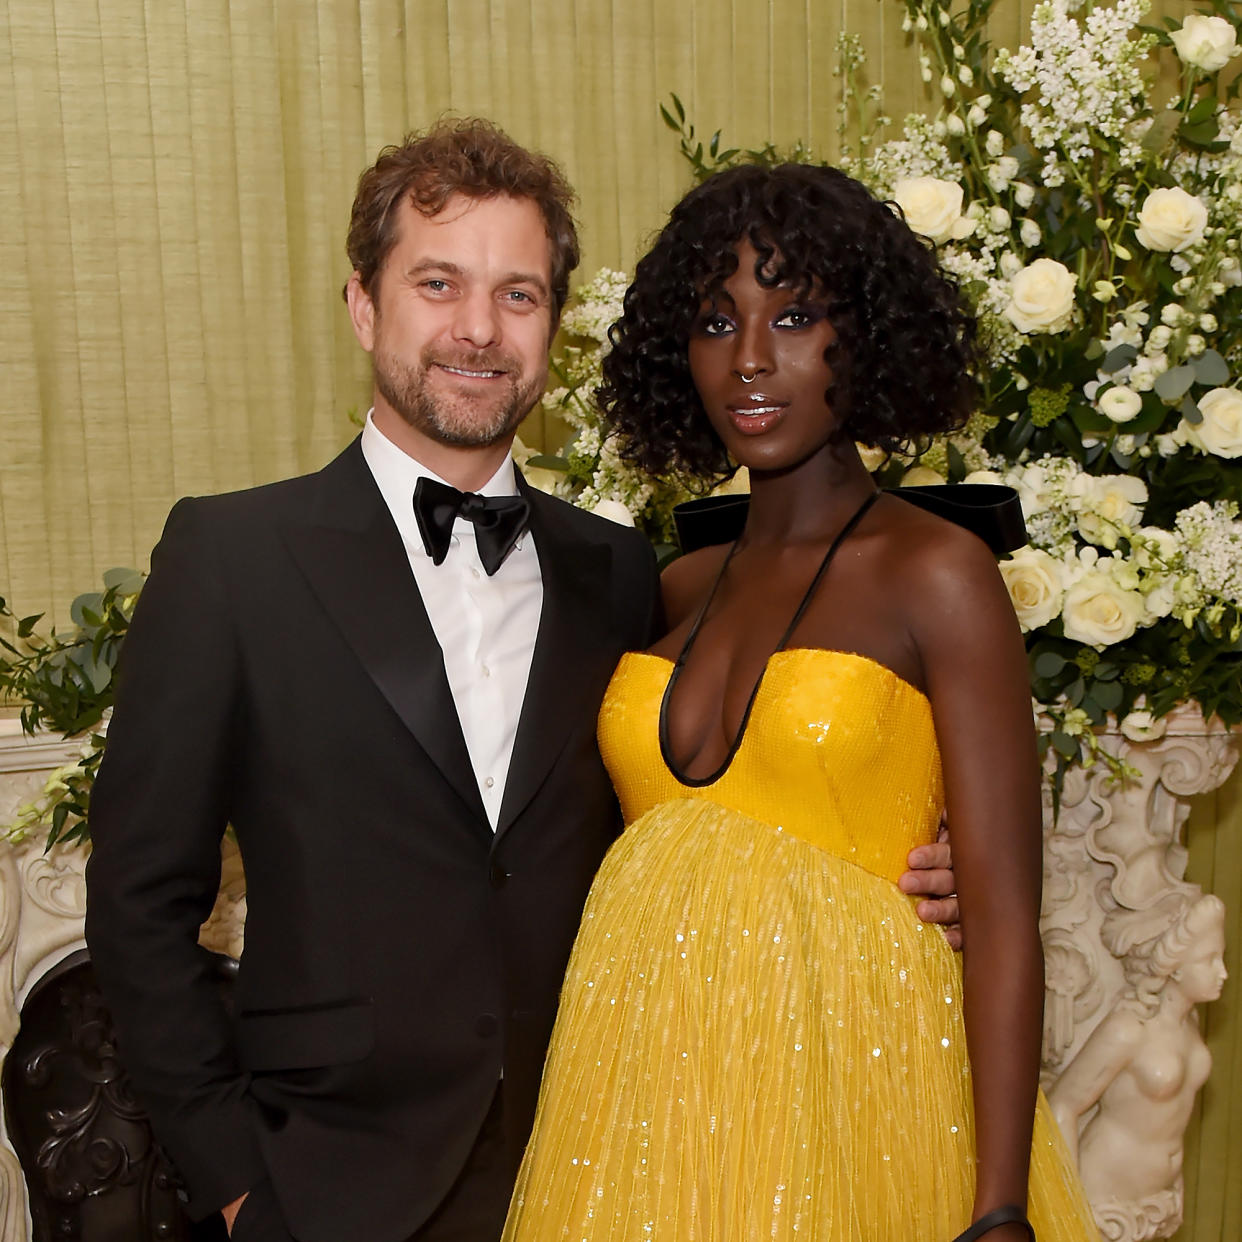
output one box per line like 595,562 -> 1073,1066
501,666 -> 1097,1240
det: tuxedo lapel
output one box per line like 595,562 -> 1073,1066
495,486 -> 615,840
281,441 -> 489,831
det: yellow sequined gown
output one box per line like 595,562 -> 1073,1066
502,648 -> 1097,1241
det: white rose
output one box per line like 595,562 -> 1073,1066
1135,187 -> 1208,253
1179,387 -> 1242,458
999,548 -> 1065,631
892,177 -> 968,244
1004,258 -> 1076,334
1098,385 -> 1143,423
963,469 -> 1004,485
1073,474 -> 1149,547
901,465 -> 947,487
1061,570 -> 1146,648
590,498 -> 635,526
1170,14 -> 1239,72
1119,707 -> 1168,743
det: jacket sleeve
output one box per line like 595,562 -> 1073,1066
85,496 -> 266,1217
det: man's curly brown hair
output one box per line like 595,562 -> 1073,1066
344,117 -> 579,319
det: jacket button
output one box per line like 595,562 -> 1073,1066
476,1013 -> 499,1038
488,863 -> 510,889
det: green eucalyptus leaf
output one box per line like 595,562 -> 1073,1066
1187,94 -> 1219,125
1094,680 -> 1124,710
1181,395 -> 1204,425
101,567 -> 145,595
1051,731 -> 1079,759
1153,366 -> 1196,402
1192,349 -> 1230,386
1034,651 -> 1068,678
1066,677 -> 1086,706
69,593 -> 104,628
16,614 -> 43,638
1101,343 -> 1138,374
1084,339 -> 1105,361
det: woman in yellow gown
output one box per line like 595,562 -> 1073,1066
502,164 -> 1098,1242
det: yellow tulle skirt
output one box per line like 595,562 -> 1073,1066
503,798 -> 1097,1241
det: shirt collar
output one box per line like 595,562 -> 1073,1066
361,410 -> 521,558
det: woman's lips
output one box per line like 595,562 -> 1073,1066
725,397 -> 788,435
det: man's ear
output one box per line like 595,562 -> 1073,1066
346,271 -> 376,352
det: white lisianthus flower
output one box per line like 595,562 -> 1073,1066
1011,462 -> 1051,519
892,177 -> 970,244
1119,706 -> 1168,743
1000,251 -> 1024,279
1186,334 -> 1206,356
985,128 -> 1005,157
1061,570 -> 1146,648
1019,218 -> 1041,247
1004,258 -> 1076,334
989,205 -> 1012,231
1178,387 -> 1242,458
1013,182 -> 1035,209
1135,187 -> 1208,253
590,498 -> 636,527
999,548 -> 1065,631
1160,302 -> 1185,327
1200,313 -> 1218,332
901,466 -> 947,487
1170,14 -> 1239,72
1098,385 -> 1143,424
946,113 -> 967,137
1073,474 -> 1148,548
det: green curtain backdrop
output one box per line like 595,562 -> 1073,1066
1,1 -> 1235,1236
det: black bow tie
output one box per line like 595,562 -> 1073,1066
413,476 -> 531,576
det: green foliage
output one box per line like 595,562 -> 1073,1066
1,570 -> 143,849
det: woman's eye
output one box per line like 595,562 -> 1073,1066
698,313 -> 732,336
777,307 -> 814,329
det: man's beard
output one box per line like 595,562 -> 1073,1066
373,343 -> 543,448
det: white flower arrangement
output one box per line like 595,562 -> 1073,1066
544,0 -> 1242,781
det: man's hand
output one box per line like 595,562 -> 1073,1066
898,823 -> 961,950
222,1192 -> 248,1236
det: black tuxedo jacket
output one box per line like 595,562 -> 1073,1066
85,439 -> 659,1242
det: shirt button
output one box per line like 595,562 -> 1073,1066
485,776 -> 495,788
470,566 -> 481,580
489,863 -> 510,889
481,664 -> 491,678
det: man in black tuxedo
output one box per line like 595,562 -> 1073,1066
86,119 -> 958,1242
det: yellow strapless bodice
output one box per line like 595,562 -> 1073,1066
598,648 -> 944,885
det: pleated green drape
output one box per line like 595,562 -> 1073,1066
1,1 -> 1236,1236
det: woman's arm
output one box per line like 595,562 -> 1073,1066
910,524 -> 1045,1236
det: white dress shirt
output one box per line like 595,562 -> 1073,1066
360,412 -> 543,829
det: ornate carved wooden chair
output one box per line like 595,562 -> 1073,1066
3,947 -> 233,1241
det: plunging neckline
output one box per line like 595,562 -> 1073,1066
658,491 -> 880,788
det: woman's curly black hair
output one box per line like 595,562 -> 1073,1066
598,162 -> 981,481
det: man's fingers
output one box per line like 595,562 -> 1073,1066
897,867 -> 955,898
914,896 -> 960,926
906,841 -> 952,871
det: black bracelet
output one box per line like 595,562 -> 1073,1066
950,1204 -> 1035,1242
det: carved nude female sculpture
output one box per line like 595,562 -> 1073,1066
1048,894 -> 1227,1240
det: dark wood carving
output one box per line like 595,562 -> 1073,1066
3,948 -> 232,1241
